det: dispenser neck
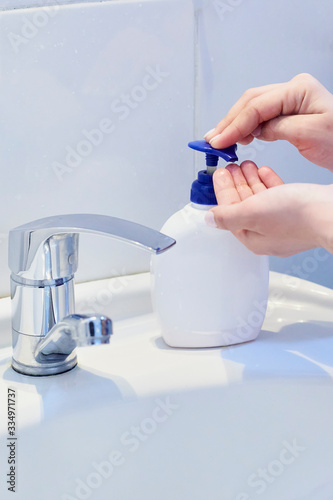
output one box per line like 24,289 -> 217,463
190,170 -> 217,206
191,202 -> 215,210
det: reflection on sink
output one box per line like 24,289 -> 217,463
1,272 -> 333,500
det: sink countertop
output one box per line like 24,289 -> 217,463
0,271 -> 333,500
1,271 -> 333,399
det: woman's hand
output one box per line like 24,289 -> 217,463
204,73 -> 333,171
206,161 -> 333,257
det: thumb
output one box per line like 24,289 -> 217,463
208,203 -> 254,232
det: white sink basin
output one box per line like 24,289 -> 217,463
1,272 -> 333,500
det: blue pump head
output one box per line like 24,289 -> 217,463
188,140 -> 238,205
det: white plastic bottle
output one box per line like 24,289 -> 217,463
151,141 -> 269,348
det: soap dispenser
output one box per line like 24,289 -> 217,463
151,140 -> 269,348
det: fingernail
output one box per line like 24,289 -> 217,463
204,128 -> 215,141
251,125 -> 262,137
204,211 -> 217,228
210,134 -> 221,146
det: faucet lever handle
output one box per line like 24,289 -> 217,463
9,213 -> 176,281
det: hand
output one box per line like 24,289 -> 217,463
204,73 -> 333,171
205,161 -> 333,257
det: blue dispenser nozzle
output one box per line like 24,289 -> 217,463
188,140 -> 238,206
188,140 -> 238,166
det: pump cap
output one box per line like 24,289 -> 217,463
188,140 -> 238,165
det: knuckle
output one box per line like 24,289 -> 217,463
232,118 -> 252,139
243,88 -> 256,100
293,72 -> 314,82
292,72 -> 318,90
245,100 -> 262,121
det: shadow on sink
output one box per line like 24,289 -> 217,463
221,320 -> 333,379
1,361 -> 137,420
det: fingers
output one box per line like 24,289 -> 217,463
226,161 -> 260,201
213,161 -> 272,207
209,88 -> 286,148
258,166 -> 284,188
213,162 -> 261,206
204,83 -> 284,143
225,164 -> 254,201
204,73 -> 329,151
239,161 -> 269,194
210,162 -> 284,236
213,167 -> 241,206
206,83 -> 306,149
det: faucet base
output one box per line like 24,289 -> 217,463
11,355 -> 78,376
11,328 -> 78,376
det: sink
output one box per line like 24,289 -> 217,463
1,271 -> 333,499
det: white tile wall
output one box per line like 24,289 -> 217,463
0,0 -> 195,296
0,0 -> 111,10
197,0 -> 333,288
1,0 -> 333,297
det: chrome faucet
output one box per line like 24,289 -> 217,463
8,214 -> 175,376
